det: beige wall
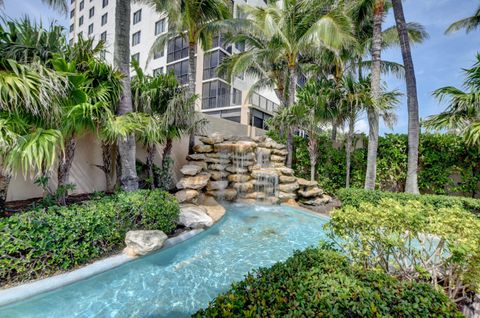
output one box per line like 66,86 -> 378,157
6,116 -> 263,202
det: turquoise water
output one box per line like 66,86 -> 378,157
0,204 -> 329,318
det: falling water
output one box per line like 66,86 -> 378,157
233,149 -> 251,197
254,148 -> 279,202
216,150 -> 230,201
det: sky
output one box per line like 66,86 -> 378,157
1,0 -> 478,135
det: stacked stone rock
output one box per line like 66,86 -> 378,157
175,133 -> 330,206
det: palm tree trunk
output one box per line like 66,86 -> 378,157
114,0 -> 138,192
286,64 -> 297,168
308,133 -> 318,182
188,42 -> 196,154
162,138 -> 173,168
392,0 -> 420,194
365,0 -> 384,190
57,136 -> 77,205
346,116 -> 355,188
0,172 -> 11,216
159,138 -> 173,190
101,141 -> 116,192
146,143 -> 156,189
331,122 -> 338,142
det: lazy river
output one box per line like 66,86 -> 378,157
0,204 -> 329,318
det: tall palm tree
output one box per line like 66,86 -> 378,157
445,5 -> 480,34
139,0 -> 231,153
391,0 -> 420,194
114,0 -> 138,191
425,54 -> 480,148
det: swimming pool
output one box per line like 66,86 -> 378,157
0,204 -> 329,318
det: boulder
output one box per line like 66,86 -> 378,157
200,196 -> 226,222
199,133 -> 224,145
278,191 -> 297,200
208,163 -> 227,171
175,189 -> 199,203
276,167 -> 294,176
272,149 -> 289,156
123,230 -> 167,257
279,182 -> 299,193
186,154 -> 206,161
206,188 -> 237,201
252,135 -> 266,143
188,161 -> 207,171
176,173 -> 211,190
297,178 -> 318,187
226,165 -> 249,174
302,195 -> 331,206
214,141 -> 256,153
232,181 -> 254,193
230,159 -> 255,167
270,155 -> 286,162
244,192 -> 266,200
180,164 -> 203,176
298,187 -> 323,198
193,144 -> 213,153
207,180 -> 229,191
279,175 -> 296,183
178,205 -> 214,229
205,157 -> 230,164
210,171 -> 229,181
251,169 -> 278,179
228,174 -> 251,182
283,198 -> 299,207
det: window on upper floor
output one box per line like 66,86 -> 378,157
79,16 -> 84,26
232,88 -> 242,105
155,18 -> 165,35
100,31 -> 107,42
154,49 -> 164,60
166,59 -> 191,85
203,50 -> 227,80
132,31 -> 141,46
153,67 -> 164,77
101,13 -> 107,26
88,23 -> 94,35
167,36 -> 189,63
70,24 -> 74,33
131,53 -> 139,63
78,31 -> 83,38
202,80 -> 231,110
79,0 -> 84,10
70,9 -> 75,18
89,7 -> 94,18
102,0 -> 108,8
133,9 -> 142,25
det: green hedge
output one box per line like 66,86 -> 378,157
337,188 -> 480,217
0,189 -> 179,286
194,246 -> 462,317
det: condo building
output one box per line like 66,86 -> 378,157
68,0 -> 280,132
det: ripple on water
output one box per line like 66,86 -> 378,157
0,204 -> 329,318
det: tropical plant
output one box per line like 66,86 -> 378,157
391,0 -> 420,194
446,5 -> 480,34
425,54 -> 480,149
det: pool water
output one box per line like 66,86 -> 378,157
0,204 -> 329,318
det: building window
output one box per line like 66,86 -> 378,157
251,109 -> 271,130
232,88 -> 242,105
205,109 -> 241,123
132,31 -> 141,46
78,31 -> 83,38
70,9 -> 75,18
100,50 -> 106,60
167,36 -> 189,63
249,92 -> 279,113
131,53 -> 139,62
70,24 -> 74,33
203,50 -> 227,80
101,13 -> 107,26
155,18 -> 165,35
79,16 -> 83,26
102,0 -> 108,8
202,80 -> 231,110
100,31 -> 107,42
154,49 -> 164,59
79,0 -> 84,10
133,9 -> 142,25
89,7 -> 94,18
166,59 -> 190,85
153,67 -> 164,76
88,23 -> 94,35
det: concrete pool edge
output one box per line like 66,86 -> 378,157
0,228 -> 204,307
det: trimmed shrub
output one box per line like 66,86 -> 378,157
194,246 -> 462,317
337,188 -> 480,217
327,198 -> 480,303
0,189 -> 179,286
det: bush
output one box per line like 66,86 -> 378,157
337,188 -> 480,217
327,197 -> 480,303
194,246 -> 462,317
0,189 -> 179,286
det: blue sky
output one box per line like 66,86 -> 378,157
1,0 -> 478,134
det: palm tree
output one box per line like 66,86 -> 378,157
391,0 -> 420,194
445,5 -> 480,34
114,0 -> 138,191
425,54 -> 480,148
139,0 -> 231,153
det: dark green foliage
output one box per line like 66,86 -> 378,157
0,189 -> 179,285
194,246 -> 462,318
268,132 -> 480,196
337,188 -> 480,217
